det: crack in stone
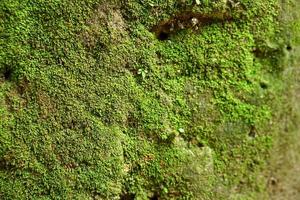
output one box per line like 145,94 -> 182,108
151,11 -> 233,40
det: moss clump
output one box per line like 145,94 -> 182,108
0,0 -> 299,199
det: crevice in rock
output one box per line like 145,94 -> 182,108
120,192 -> 135,200
149,193 -> 159,200
1,65 -> 13,81
260,82 -> 268,89
151,12 -> 233,40
286,45 -> 292,51
248,125 -> 257,138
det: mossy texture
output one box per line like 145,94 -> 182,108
0,0 -> 299,199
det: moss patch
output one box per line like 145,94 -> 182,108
0,0 -> 299,199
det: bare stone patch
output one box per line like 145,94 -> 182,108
81,4 -> 128,49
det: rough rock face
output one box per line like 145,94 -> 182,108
0,0 -> 299,199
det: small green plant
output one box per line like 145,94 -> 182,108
178,128 -> 185,134
137,68 -> 148,79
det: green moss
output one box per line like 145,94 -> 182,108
0,0 -> 299,199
